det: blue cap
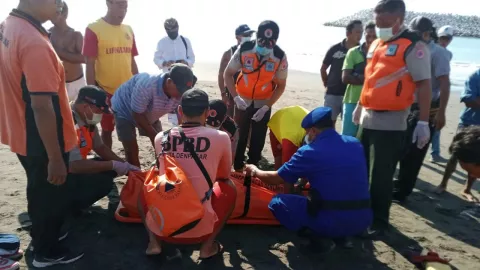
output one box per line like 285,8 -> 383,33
235,24 -> 255,36
301,107 -> 332,129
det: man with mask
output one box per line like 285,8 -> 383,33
393,16 -> 451,203
154,18 -> 195,73
224,20 -> 288,172
341,21 -> 377,137
321,20 -> 363,127
218,24 -> 255,117
83,0 -> 139,149
0,0 -> 81,266
352,0 -> 432,234
111,64 -> 197,168
245,107 -> 372,251
430,25 -> 454,163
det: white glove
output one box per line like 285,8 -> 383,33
252,105 -> 270,122
352,104 -> 362,125
412,121 -> 431,149
234,96 -> 248,110
112,161 -> 140,176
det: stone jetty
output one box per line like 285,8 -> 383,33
324,9 -> 480,38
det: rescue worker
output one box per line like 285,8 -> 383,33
206,99 -> 239,160
267,105 -> 309,170
393,16 -> 451,203
218,24 -> 255,117
246,107 -> 372,252
352,0 -> 432,234
224,20 -> 289,171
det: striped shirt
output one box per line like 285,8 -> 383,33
111,73 -> 180,124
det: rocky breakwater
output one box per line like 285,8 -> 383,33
324,9 -> 480,38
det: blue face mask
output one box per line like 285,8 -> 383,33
255,45 -> 272,56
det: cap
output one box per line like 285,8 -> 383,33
206,99 -> 227,127
409,16 -> 434,33
257,20 -> 279,40
77,86 -> 110,113
301,107 -> 332,129
181,89 -> 209,110
169,63 -> 197,94
235,24 -> 255,36
438,25 -> 454,37
164,18 -> 179,30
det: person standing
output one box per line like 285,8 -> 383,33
83,0 -> 139,149
341,22 -> 377,137
430,25 -> 454,163
50,2 -> 86,101
154,18 -> 195,73
0,1 -> 83,267
218,24 -> 255,117
321,20 -> 362,127
352,0 -> 432,233
393,16 -> 451,203
224,20 -> 288,171
111,64 -> 196,167
435,69 -> 480,202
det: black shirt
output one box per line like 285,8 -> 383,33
323,39 -> 349,96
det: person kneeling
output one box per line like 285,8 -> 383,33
69,86 -> 139,211
142,89 -> 237,259
246,107 -> 372,251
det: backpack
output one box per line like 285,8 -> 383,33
143,127 -> 214,237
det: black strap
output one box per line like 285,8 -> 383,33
239,175 -> 252,218
180,35 -> 188,59
178,127 -> 214,202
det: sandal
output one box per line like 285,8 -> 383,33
199,241 -> 224,260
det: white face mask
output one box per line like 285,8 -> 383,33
304,135 -> 311,145
375,27 -> 394,41
240,36 -> 251,44
85,107 -> 103,125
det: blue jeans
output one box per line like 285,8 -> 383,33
431,130 -> 441,156
342,103 -> 359,137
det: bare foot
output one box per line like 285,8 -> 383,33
433,185 -> 447,194
461,190 -> 480,203
145,241 -> 162,256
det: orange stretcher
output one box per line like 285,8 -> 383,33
114,171 -> 308,225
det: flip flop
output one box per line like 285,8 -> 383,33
199,241 -> 224,261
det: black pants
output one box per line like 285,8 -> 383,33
17,154 -> 115,257
394,109 -> 436,201
358,128 -> 406,229
234,105 -> 271,170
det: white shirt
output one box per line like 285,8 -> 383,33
153,35 -> 195,72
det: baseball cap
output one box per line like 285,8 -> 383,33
181,89 -> 209,111
409,16 -> 434,33
164,18 -> 179,30
438,25 -> 454,37
301,107 -> 332,129
206,99 -> 227,127
235,24 -> 255,36
257,20 -> 279,40
169,63 -> 197,95
77,86 -> 110,113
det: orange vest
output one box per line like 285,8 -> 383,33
360,31 -> 420,111
235,41 -> 285,100
75,123 -> 94,160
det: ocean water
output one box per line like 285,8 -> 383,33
1,0 -> 479,91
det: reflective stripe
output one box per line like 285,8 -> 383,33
374,66 -> 409,89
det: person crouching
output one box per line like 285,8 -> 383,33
246,107 -> 372,251
206,99 -> 239,161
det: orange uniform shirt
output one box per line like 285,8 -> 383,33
82,19 -> 138,94
0,10 -> 76,156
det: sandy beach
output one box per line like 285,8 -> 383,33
0,62 -> 479,270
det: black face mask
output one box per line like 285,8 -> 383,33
167,31 -> 178,40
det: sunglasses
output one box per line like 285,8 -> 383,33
257,38 -> 276,49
